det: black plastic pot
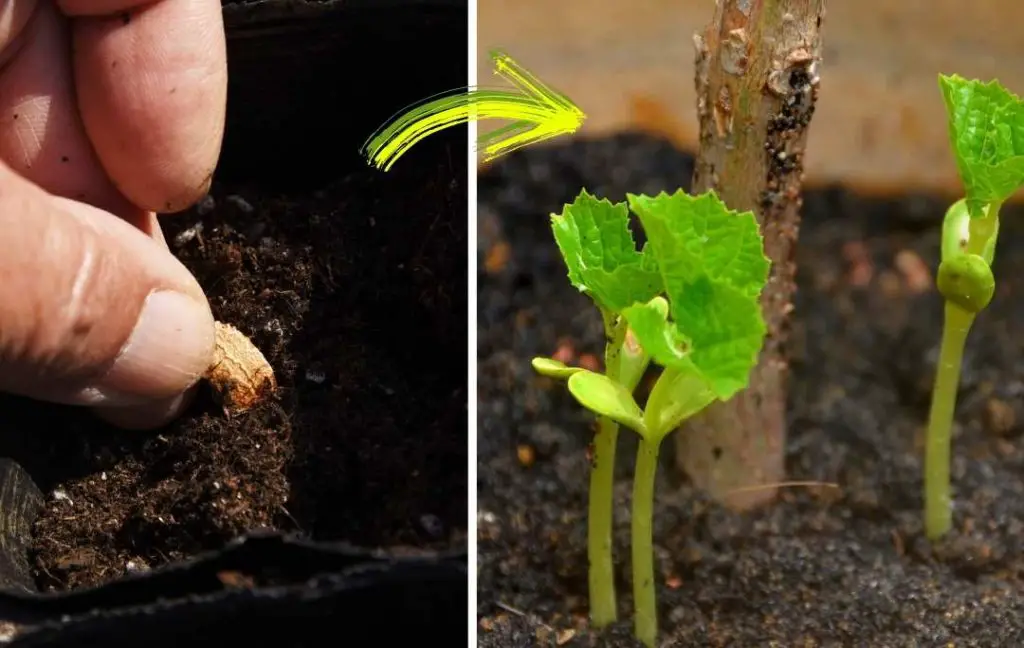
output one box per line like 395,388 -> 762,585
0,1 -> 468,644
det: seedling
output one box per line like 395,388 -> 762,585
532,189 -> 769,646
925,75 -> 1024,540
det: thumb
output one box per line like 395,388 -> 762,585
0,164 -> 215,407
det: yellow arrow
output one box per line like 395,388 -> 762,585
362,50 -> 585,171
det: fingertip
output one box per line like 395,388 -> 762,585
72,0 -> 226,213
93,387 -> 195,430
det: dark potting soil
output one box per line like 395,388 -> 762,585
477,132 -> 1024,646
0,133 -> 467,592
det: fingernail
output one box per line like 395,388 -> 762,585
81,291 -> 215,405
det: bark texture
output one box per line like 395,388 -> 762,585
676,0 -> 826,510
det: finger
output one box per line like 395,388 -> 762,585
0,0 -> 138,218
0,170 -> 215,407
66,0 -> 226,213
0,0 -> 37,67
0,1 -> 202,429
93,389 -> 194,430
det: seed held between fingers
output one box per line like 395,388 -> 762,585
204,321 -> 276,416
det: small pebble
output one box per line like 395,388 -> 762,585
173,222 -> 204,247
516,444 -> 536,467
551,338 -> 574,365
577,353 -> 601,372
894,248 -> 932,293
225,194 -> 254,214
196,194 -> 216,216
484,241 -> 511,275
983,397 -> 1016,436
419,513 -> 444,538
842,240 -> 873,287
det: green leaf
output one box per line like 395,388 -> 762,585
531,357 -> 584,380
621,300 -> 691,367
566,371 -> 646,434
643,367 -> 717,440
939,74 -> 1024,216
626,190 -> 768,400
628,191 -> 768,297
551,190 -> 662,312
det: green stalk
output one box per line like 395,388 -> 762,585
587,311 -> 627,627
588,413 -> 619,626
923,302 -> 974,540
631,438 -> 661,648
924,199 -> 997,540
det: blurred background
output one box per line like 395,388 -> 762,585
478,0 -> 1024,199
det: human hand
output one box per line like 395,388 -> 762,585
0,0 -> 227,429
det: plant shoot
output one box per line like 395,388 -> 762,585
925,74 -> 1024,540
532,189 -> 769,646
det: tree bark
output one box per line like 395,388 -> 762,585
677,0 -> 826,510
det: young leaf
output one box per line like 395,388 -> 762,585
531,357 -> 585,380
626,190 -> 769,400
616,326 -> 652,393
939,74 -> 1024,216
621,300 -> 691,367
643,367 -> 717,439
566,371 -> 646,435
550,190 -> 662,312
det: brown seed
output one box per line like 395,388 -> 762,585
204,321 -> 276,416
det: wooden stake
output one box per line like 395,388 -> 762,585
678,0 -> 826,510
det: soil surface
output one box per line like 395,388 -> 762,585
0,132 -> 466,592
477,133 -> 1024,646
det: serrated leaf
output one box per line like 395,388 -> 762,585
939,74 -> 1024,216
628,191 -> 768,297
531,357 -> 584,380
550,190 -> 662,312
626,190 -> 768,400
566,371 -> 646,434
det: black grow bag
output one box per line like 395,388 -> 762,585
0,1 -> 468,644
2,532 -> 466,647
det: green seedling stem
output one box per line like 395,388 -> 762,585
532,189 -> 769,646
925,201 -> 997,539
925,73 -> 1024,540
587,309 -> 628,627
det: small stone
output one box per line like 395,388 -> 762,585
894,248 -> 932,293
516,444 -> 536,467
577,353 -> 601,372
484,241 -> 511,275
225,194 -> 254,214
419,513 -> 444,538
983,397 -> 1016,437
196,194 -> 216,216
